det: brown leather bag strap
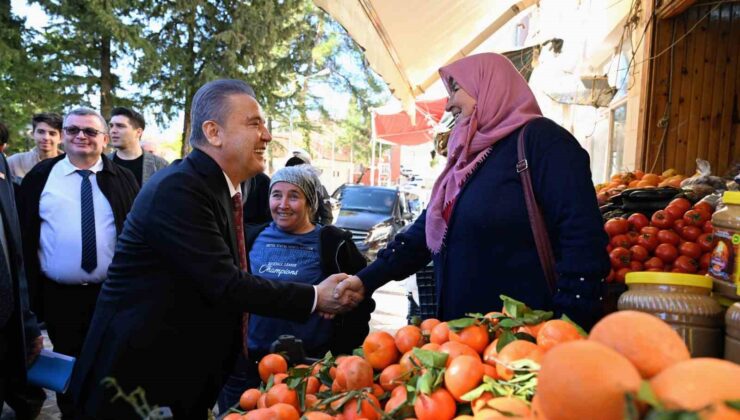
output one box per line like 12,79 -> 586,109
517,123 -> 558,295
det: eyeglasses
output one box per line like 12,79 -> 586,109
63,126 -> 106,137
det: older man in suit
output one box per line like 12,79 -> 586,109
71,80 -> 364,419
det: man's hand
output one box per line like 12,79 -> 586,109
333,275 -> 365,303
26,335 -> 43,366
315,273 -> 362,319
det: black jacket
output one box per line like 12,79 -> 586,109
0,152 -> 40,384
243,172 -> 272,226
246,223 -> 371,355
70,149 -> 316,419
16,154 -> 139,320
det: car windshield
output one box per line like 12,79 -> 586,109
340,188 -> 396,214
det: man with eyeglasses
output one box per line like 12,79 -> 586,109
108,107 -> 168,186
16,107 -> 139,419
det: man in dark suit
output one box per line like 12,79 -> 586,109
0,125 -> 44,417
71,79 -> 364,419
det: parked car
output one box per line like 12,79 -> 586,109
332,184 -> 414,261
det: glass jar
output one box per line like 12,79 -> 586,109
619,272 -> 724,357
726,303 -> 740,364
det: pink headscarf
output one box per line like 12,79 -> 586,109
425,53 -> 543,253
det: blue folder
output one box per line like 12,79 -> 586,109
27,349 -> 76,392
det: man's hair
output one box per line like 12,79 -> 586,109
31,112 -> 63,132
64,107 -> 109,133
111,106 -> 146,130
189,79 -> 256,147
0,122 -> 8,145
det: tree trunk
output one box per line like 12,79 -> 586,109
99,32 -> 112,120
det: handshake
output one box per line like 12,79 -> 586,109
315,274 -> 366,318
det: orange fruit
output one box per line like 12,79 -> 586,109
239,388 -> 262,410
272,373 -> 288,384
342,394 -> 381,420
395,325 -> 425,353
430,322 -> 450,344
304,394 -> 319,409
444,355 -> 484,401
304,376 -> 320,394
244,408 -> 277,420
334,355 -> 374,392
482,363 -> 499,380
258,353 -> 288,383
414,388 -> 456,420
472,392 -> 494,415
475,396 -> 531,419
537,341 -> 641,420
379,363 -> 404,391
265,383 -> 299,410
384,386 -> 408,413
482,339 -> 499,366
420,318 -> 441,334
271,402 -> 300,420
649,358 -> 740,411
495,340 -> 543,380
302,412 -> 334,420
516,322 -> 544,338
449,324 -> 489,354
421,342 -> 441,352
536,320 -> 583,351
363,331 -> 400,370
439,341 -> 480,366
257,392 -> 268,408
589,310 -> 690,378
222,413 -> 242,420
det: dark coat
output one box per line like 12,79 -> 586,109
16,154 -> 140,321
243,172 -> 272,226
359,118 -> 610,327
0,152 -> 40,384
70,149 -> 315,419
245,223 -> 370,355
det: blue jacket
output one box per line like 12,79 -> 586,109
359,118 -> 610,327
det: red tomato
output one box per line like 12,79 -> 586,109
699,253 -> 711,269
606,269 -> 615,283
683,210 -> 708,226
697,233 -> 716,252
609,247 -> 632,269
693,202 -> 713,215
647,268 -> 664,272
680,226 -> 702,242
615,268 -> 631,283
703,220 -> 713,233
678,242 -> 702,259
629,261 -> 644,271
629,245 -> 649,262
626,231 -> 640,245
651,210 -> 674,229
674,255 -> 698,273
657,229 -> 680,246
637,233 -> 659,252
664,205 -> 685,221
641,226 -> 660,235
673,219 -> 687,233
610,234 -> 631,249
604,218 -> 630,237
627,213 -> 649,231
654,243 -> 678,263
668,198 -> 692,213
606,244 -> 613,253
644,257 -> 665,270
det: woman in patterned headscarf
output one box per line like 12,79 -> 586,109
339,52 -> 609,328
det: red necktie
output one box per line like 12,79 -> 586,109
232,193 -> 249,356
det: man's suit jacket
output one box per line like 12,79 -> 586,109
70,149 -> 315,419
16,154 -> 139,320
0,153 -> 40,384
107,150 -> 169,184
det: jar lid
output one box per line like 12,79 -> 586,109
625,271 -> 712,289
723,191 -> 740,205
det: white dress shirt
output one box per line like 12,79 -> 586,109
222,173 -> 318,312
39,157 -> 117,284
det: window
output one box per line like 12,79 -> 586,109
607,98 -> 628,177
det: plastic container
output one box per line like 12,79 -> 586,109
708,191 -> 740,294
726,303 -> 740,364
619,272 -> 724,357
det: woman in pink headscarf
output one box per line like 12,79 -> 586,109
339,53 -> 609,328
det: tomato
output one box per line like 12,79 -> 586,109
604,218 -> 630,237
629,260 -> 644,271
697,233 -> 716,252
606,269 -> 615,283
626,231 -> 640,245
637,233 -> 659,251
615,268 -> 631,283
683,210 -> 708,226
627,213 -> 649,231
657,229 -> 680,246
693,201 -> 713,215
674,255 -> 698,273
610,234 -> 631,249
680,225 -> 702,242
654,243 -> 678,263
699,253 -> 711,269
673,219 -> 687,233
678,242 -> 702,259
664,205 -> 685,221
641,226 -> 660,235
610,247 -> 632,269
606,244 -> 613,253
668,198 -> 692,213
629,245 -> 649,262
651,210 -> 674,229
703,220 -> 713,233
644,257 -> 665,270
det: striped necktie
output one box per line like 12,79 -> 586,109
77,170 -> 97,273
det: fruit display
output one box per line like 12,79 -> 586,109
604,197 -> 717,282
596,169 -> 686,206
224,297 -> 740,419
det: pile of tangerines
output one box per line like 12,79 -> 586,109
225,297 -> 740,420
